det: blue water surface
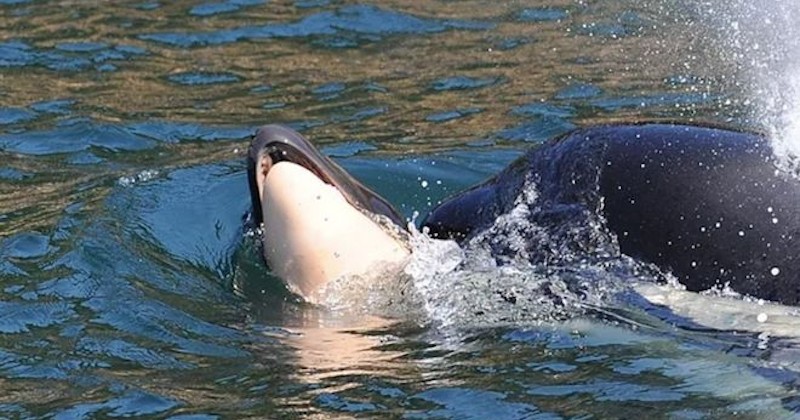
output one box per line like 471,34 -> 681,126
0,0 -> 798,417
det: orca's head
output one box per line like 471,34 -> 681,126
246,125 -> 409,301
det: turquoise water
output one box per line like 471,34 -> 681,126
2,0 -> 800,418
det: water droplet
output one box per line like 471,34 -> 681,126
757,313 -> 768,323
770,267 -> 780,276
420,180 -> 429,188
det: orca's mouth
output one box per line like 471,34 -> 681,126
246,125 -> 407,230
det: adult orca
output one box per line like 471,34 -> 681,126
247,125 -> 410,302
422,123 -> 800,306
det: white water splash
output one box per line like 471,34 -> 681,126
634,282 -> 800,340
773,70 -> 800,167
399,181 -> 630,328
465,178 -> 541,264
690,0 -> 800,164
403,224 -> 466,327
745,1 -> 800,168
118,169 -> 160,187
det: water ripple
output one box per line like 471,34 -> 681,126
510,103 -> 576,118
30,99 -> 75,115
575,11 -> 650,39
589,92 -> 716,111
54,42 -> 107,53
167,71 -> 243,86
0,107 -> 37,125
0,301 -> 75,334
140,5 -> 492,48
554,82 -> 603,100
83,292 -> 248,358
426,108 -> 482,123
128,121 -> 252,143
526,380 -> 685,402
2,231 -> 50,259
0,167 -> 32,181
0,348 -> 68,379
321,141 -> 377,158
0,40 -> 146,72
518,7 -> 569,22
0,119 -> 155,155
497,116 -> 577,143
76,337 -> 194,370
191,3 -> 239,16
411,388 -> 554,419
430,76 -> 504,92
314,393 -> 380,413
295,0 -> 329,8
0,119 -> 251,156
50,390 -> 179,419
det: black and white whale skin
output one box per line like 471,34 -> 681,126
247,125 -> 410,301
422,123 -> 800,305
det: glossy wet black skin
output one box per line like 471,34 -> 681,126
246,125 -> 407,229
423,124 -> 800,305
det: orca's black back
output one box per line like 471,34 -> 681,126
423,124 -> 800,305
595,124 -> 800,303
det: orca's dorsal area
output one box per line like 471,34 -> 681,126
423,124 -> 800,305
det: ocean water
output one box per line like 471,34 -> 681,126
2,0 -> 800,418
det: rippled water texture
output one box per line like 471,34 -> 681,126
3,0 -> 800,418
